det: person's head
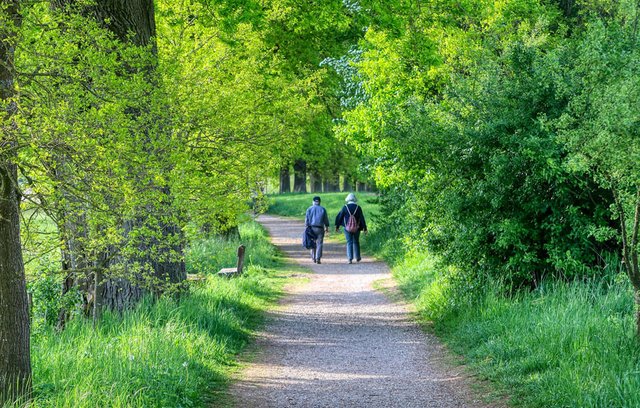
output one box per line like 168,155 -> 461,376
345,193 -> 357,203
313,196 -> 321,204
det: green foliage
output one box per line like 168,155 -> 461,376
11,0 -> 353,302
28,272 -> 82,331
330,2 -> 640,404
333,0 -> 623,288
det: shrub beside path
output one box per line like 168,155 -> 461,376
228,214 -> 500,408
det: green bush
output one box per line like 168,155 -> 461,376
28,271 -> 83,333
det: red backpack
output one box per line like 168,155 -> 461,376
345,205 -> 360,233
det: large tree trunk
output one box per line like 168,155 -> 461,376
293,160 -> 307,193
92,0 -> 156,50
129,187 -> 187,296
279,166 -> 291,193
310,172 -> 322,192
53,164 -> 94,327
0,1 -> 32,402
0,165 -> 31,404
48,0 -> 97,326
92,0 -> 185,311
342,175 -> 353,193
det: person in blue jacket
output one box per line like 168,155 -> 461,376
305,196 -> 330,264
335,193 -> 368,264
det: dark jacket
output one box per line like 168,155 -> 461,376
335,203 -> 367,232
302,226 -> 317,249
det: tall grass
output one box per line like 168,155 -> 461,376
186,221 -> 280,275
394,250 -> 640,407
28,221 -> 284,407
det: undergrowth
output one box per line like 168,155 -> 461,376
27,221 -> 285,407
393,250 -> 640,407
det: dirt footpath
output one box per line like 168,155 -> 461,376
228,214 -> 497,408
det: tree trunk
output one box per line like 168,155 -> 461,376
324,175 -> 339,192
55,178 -> 93,326
92,0 -> 156,50
0,165 -> 31,404
133,190 -> 187,295
279,166 -> 290,193
101,277 -> 144,312
310,172 -> 322,192
342,176 -> 353,193
0,2 -> 32,401
92,0 -> 186,310
92,268 -> 104,325
615,189 -> 640,336
293,160 -> 307,193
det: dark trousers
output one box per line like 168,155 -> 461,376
310,227 -> 325,261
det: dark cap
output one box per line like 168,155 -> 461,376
312,196 -> 321,203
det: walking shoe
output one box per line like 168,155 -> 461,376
316,259 -> 321,264
348,260 -> 352,264
356,258 -> 361,262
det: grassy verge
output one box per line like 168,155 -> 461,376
28,221 -> 288,407
393,250 -> 640,407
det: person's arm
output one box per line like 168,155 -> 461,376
359,207 -> 367,232
335,208 -> 343,231
323,209 -> 330,232
304,208 -> 310,227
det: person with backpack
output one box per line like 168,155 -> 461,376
335,193 -> 368,264
305,196 -> 330,264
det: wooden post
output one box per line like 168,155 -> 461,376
217,245 -> 246,277
93,269 -> 104,326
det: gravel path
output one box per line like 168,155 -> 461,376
228,214 -> 497,408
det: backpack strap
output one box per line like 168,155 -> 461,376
345,204 -> 352,216
345,204 -> 359,220
345,204 -> 358,216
